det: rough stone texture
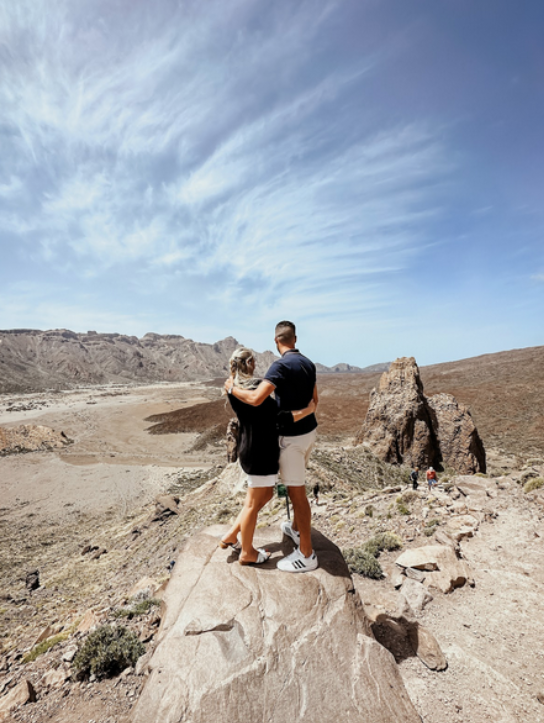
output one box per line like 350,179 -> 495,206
130,528 -> 420,723
427,393 -> 486,473
444,514 -> 480,542
355,357 -> 438,468
400,578 -> 433,611
0,424 -> 72,457
395,545 -> 471,594
76,609 -> 100,634
0,328 -> 363,394
366,605 -> 447,671
0,680 -> 36,718
356,357 -> 486,474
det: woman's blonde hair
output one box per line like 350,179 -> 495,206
227,347 -> 260,390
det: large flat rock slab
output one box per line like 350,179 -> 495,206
131,528 -> 420,723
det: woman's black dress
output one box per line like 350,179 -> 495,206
228,394 -> 279,476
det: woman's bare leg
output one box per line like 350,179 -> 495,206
239,487 -> 274,563
221,490 -> 250,546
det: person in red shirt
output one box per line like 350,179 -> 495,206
426,467 -> 437,491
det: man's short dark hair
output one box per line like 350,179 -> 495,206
275,320 -> 296,344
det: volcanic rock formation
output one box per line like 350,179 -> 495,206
356,357 -> 485,473
130,528 -> 420,723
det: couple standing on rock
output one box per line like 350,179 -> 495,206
220,320 -> 319,573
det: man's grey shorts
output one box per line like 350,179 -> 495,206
279,429 -> 317,487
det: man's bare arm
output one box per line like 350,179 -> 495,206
225,379 -> 275,406
313,383 -> 319,405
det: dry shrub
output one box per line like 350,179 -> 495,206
524,477 -> 544,493
343,531 -> 402,579
73,625 -> 145,680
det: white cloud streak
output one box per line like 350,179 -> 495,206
0,0 -> 451,326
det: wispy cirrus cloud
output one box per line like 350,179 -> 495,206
1,0 -> 456,352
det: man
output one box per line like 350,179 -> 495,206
225,321 -> 318,572
410,467 -> 419,490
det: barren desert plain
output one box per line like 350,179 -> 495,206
1,345 -> 544,722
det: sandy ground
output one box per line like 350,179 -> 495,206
0,383 -> 223,522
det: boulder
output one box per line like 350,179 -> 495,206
130,528 -> 420,723
25,570 -> 39,592
355,358 -> 439,468
444,514 -> 480,542
0,425 -> 72,456
366,606 -> 447,671
152,495 -> 181,521
0,680 -> 36,718
427,394 -> 486,473
41,668 -> 69,688
396,545 -> 470,594
406,624 -> 447,670
400,578 -> 433,611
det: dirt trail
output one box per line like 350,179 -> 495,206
397,493 -> 544,723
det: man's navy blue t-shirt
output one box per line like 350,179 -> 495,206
264,349 -> 317,437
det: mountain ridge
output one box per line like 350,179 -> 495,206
0,328 -> 378,393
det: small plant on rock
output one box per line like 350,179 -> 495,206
364,505 -> 374,517
72,625 -> 145,680
524,477 -> 544,493
343,531 -> 402,579
343,548 -> 383,579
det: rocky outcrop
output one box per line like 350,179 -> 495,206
356,357 -> 486,473
130,527 -> 420,723
0,425 -> 72,457
355,357 -> 439,468
395,545 -> 471,594
427,393 -> 486,474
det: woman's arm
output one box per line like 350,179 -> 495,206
291,398 -> 317,423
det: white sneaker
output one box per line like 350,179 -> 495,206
280,520 -> 300,546
277,548 -> 318,573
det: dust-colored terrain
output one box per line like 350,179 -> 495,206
1,346 -> 544,723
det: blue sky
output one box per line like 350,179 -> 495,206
1,0 -> 543,367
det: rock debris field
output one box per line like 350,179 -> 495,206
0,359 -> 544,723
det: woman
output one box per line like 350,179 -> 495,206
220,347 -> 316,565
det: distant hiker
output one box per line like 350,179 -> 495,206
225,321 -> 319,573
426,467 -> 437,491
410,467 -> 419,490
312,482 -> 320,505
221,347 -> 315,566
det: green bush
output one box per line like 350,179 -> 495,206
364,505 -> 374,517
73,625 -> 145,680
343,548 -> 383,579
524,477 -> 544,493
396,501 -> 410,516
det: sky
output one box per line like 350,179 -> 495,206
1,0 -> 543,368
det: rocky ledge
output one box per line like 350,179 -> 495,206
130,527 -> 420,723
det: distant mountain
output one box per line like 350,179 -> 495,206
0,329 -> 371,393
315,361 -> 390,374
